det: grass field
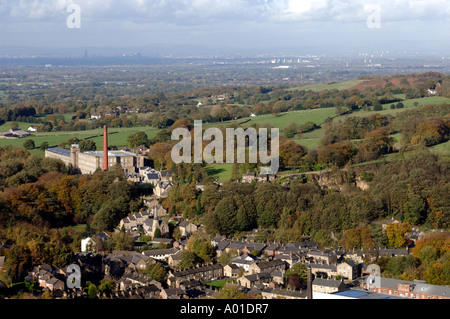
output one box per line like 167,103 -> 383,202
333,96 -> 450,125
207,108 -> 336,133
382,96 -> 450,108
289,80 -> 366,92
205,163 -> 233,181
205,278 -> 236,288
72,224 -> 87,232
0,124 -> 160,154
430,140 -> 450,156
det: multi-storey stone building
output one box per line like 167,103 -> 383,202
45,144 -> 145,174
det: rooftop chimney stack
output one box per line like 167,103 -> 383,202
103,125 -> 108,171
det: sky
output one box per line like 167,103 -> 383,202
0,0 -> 449,56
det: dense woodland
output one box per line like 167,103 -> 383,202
0,71 -> 449,288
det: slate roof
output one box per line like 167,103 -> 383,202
216,240 -> 230,251
261,287 -> 307,299
365,277 -> 450,298
174,264 -> 223,277
313,278 -> 347,289
142,248 -> 179,257
46,147 -> 71,157
255,259 -> 286,269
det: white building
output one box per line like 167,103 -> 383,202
81,237 -> 96,253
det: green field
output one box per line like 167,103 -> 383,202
295,127 -> 324,150
289,80 -> 366,92
0,124 -> 160,154
208,108 -> 336,133
382,96 -> 450,108
203,108 -> 336,153
205,163 -> 234,181
430,140 -> 450,156
205,278 -> 236,288
333,96 -> 450,125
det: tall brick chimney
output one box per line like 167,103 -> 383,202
103,125 -> 108,171
307,265 -> 313,300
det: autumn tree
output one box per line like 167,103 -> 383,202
149,142 -> 173,170
285,263 -> 307,289
127,131 -> 149,149
78,139 -> 97,152
22,139 -> 35,150
386,222 -> 410,249
356,128 -> 394,162
214,284 -> 248,299
279,140 -> 305,169
341,227 -> 374,251
411,117 -> 449,147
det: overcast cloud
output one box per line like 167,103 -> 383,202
0,0 -> 449,55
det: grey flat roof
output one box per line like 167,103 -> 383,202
84,150 -> 138,158
47,147 -> 71,157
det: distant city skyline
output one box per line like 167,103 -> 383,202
0,0 -> 449,57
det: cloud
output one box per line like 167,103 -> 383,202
0,0 -> 449,26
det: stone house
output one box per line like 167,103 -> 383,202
167,264 -> 224,287
143,218 -> 170,238
160,287 -> 187,299
223,264 -> 241,278
119,211 -> 150,232
261,288 -> 307,299
231,253 -> 256,273
168,250 -> 183,268
238,272 -> 272,289
241,243 -> 266,255
313,278 -> 347,294
248,259 -> 286,275
81,237 -> 96,253
45,277 -> 65,291
225,241 -> 247,256
119,272 -> 161,291
215,240 -> 230,257
273,253 -> 302,267
306,250 -> 338,265
308,263 -> 337,278
142,248 -> 180,261
178,221 -> 198,238
29,265 -> 65,292
153,181 -> 173,198
337,260 -> 358,280
262,243 -> 280,257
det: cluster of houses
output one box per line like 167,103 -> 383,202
1,208 -> 447,300
27,264 -> 66,293
126,167 -> 174,198
72,231 -> 450,300
115,196 -> 198,243
241,172 -> 277,184
3,230 -> 450,299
